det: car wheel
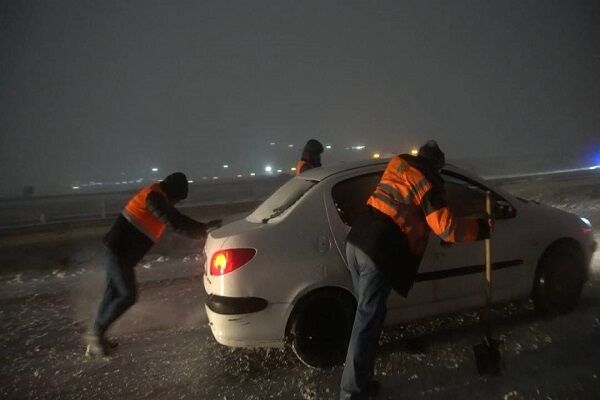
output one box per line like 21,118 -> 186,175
288,289 -> 356,368
533,242 -> 586,314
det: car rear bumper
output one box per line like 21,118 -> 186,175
206,294 -> 268,315
205,303 -> 290,348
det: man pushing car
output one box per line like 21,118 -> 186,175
84,172 -> 220,357
340,141 -> 492,399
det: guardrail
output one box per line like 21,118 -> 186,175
0,176 -> 290,231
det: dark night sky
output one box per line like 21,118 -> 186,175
1,1 -> 599,195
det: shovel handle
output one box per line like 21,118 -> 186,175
485,191 -> 492,306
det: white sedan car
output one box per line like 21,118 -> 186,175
203,159 -> 596,367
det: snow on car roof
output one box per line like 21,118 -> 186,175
297,157 -> 469,182
297,158 -> 391,181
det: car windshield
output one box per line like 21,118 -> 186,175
247,177 -> 318,223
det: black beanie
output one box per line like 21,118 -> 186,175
161,172 -> 188,201
418,140 -> 446,169
304,139 -> 324,155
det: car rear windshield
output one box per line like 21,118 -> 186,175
247,178 -> 318,223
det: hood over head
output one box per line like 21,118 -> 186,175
417,140 -> 445,171
160,172 -> 188,202
301,139 -> 324,167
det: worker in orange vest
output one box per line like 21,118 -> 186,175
340,141 -> 492,399
295,139 -> 324,175
84,172 -> 220,357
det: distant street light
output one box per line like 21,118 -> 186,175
326,145 -> 332,149
288,144 -> 294,148
223,164 -> 229,168
276,169 -> 282,173
151,167 -> 159,172
237,174 -> 243,178
265,165 -> 272,173
250,172 -> 256,176
291,167 -> 296,171
373,153 -> 380,159
410,148 -> 419,156
72,186 -> 80,190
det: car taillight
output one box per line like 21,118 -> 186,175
210,248 -> 256,276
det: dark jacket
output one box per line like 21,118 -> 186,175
104,181 -> 206,267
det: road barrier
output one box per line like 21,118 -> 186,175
0,176 -> 290,231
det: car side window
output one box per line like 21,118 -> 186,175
332,173 -> 382,226
441,171 -> 515,219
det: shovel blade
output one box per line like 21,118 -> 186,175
473,339 -> 504,376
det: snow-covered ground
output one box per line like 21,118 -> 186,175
0,172 -> 598,399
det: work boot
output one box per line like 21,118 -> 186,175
101,337 -> 118,351
83,332 -> 107,358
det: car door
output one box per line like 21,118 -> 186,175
323,169 -> 436,325
423,169 -> 528,314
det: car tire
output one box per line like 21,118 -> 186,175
533,242 -> 586,314
288,289 -> 356,368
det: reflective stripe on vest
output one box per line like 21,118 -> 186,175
122,183 -> 167,242
367,157 -> 431,226
368,156 -> 480,255
367,156 -> 433,255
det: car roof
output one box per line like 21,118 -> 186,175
298,158 -> 390,181
298,157 -> 472,182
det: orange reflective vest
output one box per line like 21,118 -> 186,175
122,184 -> 167,242
367,156 -> 479,256
295,160 -> 311,175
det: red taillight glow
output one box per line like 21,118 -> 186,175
210,248 -> 256,276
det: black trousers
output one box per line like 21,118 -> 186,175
93,247 -> 137,336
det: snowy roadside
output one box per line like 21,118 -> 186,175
0,173 -> 599,399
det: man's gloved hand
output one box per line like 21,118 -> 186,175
206,219 -> 222,231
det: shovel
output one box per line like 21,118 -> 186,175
473,191 -> 504,375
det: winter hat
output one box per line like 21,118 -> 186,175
161,172 -> 189,201
304,139 -> 324,155
418,140 -> 446,169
